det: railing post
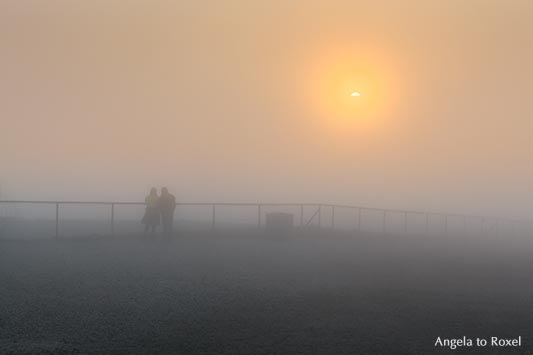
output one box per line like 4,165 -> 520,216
382,210 -> 386,234
445,215 -> 448,235
512,221 -> 518,237
318,204 -> 322,228
257,204 -> 261,228
111,203 -> 115,236
55,203 -> 59,239
300,205 -> 304,226
212,204 -> 216,229
331,206 -> 336,229
357,208 -> 362,231
404,211 -> 408,234
425,213 -> 430,235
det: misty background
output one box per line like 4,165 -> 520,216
2,3 -> 533,354
1,0 -> 532,220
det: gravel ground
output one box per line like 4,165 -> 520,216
1,230 -> 533,354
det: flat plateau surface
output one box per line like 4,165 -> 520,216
1,230 -> 532,354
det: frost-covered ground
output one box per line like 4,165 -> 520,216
1,230 -> 533,354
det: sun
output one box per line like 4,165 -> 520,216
300,43 -> 404,137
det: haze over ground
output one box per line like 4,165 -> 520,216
1,0 -> 532,220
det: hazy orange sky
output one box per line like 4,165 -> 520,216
1,0 -> 532,218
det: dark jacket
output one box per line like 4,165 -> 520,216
159,193 -> 176,216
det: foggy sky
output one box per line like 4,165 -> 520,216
1,0 -> 532,219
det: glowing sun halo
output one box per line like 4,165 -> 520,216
351,92 -> 361,97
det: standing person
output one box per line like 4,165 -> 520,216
159,187 -> 176,236
142,187 -> 160,235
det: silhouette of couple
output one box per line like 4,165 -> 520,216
142,187 -> 176,235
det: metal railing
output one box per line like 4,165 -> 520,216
0,200 -> 529,239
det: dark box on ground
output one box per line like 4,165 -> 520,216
265,212 -> 294,230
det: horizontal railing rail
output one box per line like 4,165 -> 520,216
0,200 -> 529,239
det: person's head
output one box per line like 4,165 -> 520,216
150,187 -> 157,196
161,187 -> 168,195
